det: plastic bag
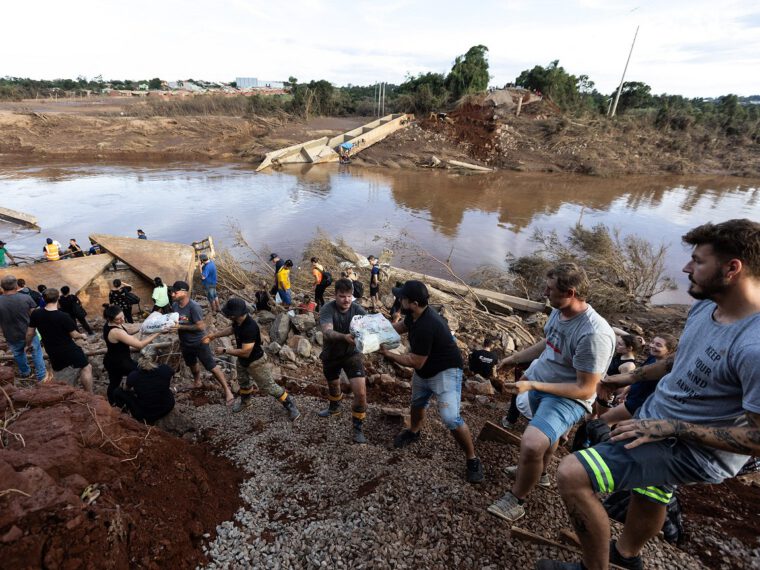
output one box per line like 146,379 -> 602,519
349,313 -> 401,354
141,311 -> 179,334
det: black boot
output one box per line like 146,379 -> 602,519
352,417 -> 367,444
318,397 -> 342,417
282,394 -> 301,422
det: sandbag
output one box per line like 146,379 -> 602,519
349,313 -> 401,354
141,311 -> 179,334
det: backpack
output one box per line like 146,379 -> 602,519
570,419 -> 611,452
322,270 -> 333,286
352,280 -> 364,298
28,289 -> 43,306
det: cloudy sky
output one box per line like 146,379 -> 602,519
3,0 -> 759,97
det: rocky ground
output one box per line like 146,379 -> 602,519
2,250 -> 760,567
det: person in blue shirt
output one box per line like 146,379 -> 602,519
200,253 -> 219,313
137,229 -> 147,240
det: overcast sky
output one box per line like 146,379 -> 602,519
3,0 -> 759,97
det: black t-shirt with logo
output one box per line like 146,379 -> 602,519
233,315 -> 264,366
319,300 -> 366,361
468,349 -> 496,378
404,306 -> 463,379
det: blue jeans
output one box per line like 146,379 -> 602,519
411,367 -> 465,430
528,390 -> 586,445
9,337 -> 47,380
278,288 -> 292,305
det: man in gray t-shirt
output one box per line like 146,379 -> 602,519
317,278 -> 369,444
487,263 -> 614,525
0,275 -> 47,381
544,219 -> 760,570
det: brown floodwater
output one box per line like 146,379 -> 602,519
1,163 -> 759,304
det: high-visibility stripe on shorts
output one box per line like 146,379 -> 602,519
577,448 -> 615,493
633,486 -> 673,504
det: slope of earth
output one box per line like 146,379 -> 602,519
0,383 -> 244,569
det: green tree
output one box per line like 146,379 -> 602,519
445,45 -> 490,100
616,81 -> 653,113
515,60 -> 581,110
148,77 -> 162,90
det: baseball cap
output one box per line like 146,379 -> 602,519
0,240 -> 5,246
269,253 -> 278,260
171,280 -> 190,292
222,297 -> 248,318
397,280 -> 429,304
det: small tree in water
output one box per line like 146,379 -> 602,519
507,223 -> 676,313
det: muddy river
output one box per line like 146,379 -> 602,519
1,163 -> 759,304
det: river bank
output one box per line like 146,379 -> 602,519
1,97 -> 758,177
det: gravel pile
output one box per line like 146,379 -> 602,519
187,396 -> 704,569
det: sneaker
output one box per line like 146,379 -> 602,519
609,540 -> 643,570
487,491 -> 525,522
466,457 -> 484,484
232,397 -> 253,413
535,561 -> 583,570
503,465 -> 550,487
18,371 -> 32,379
393,429 -> 420,449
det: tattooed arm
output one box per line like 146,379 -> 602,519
611,412 -> 760,455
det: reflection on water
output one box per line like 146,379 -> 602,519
1,163 -> 759,305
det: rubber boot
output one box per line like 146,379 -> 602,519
282,394 -> 301,422
318,398 -> 342,418
352,417 -> 367,444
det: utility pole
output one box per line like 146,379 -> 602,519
609,25 -> 639,118
381,82 -> 385,116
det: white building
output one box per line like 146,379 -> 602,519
236,77 -> 285,89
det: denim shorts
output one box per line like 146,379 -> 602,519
411,367 -> 464,430
528,390 -> 587,445
204,285 -> 217,301
278,288 -> 292,305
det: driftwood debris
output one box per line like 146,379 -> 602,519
477,421 -> 523,447
510,526 -> 627,570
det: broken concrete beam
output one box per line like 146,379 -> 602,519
0,206 -> 40,230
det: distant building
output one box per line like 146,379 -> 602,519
236,77 -> 285,90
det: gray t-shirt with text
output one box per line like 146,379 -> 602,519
172,299 -> 205,346
639,300 -> 760,480
524,305 -> 615,412
0,292 -> 37,343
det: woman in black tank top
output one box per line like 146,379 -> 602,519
102,305 -> 161,404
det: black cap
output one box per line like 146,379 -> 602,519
269,253 -> 278,260
222,297 -> 248,317
0,240 -> 5,246
171,280 -> 190,292
398,280 -> 429,304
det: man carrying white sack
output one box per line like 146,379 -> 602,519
379,280 -> 484,484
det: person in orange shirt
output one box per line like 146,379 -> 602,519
311,257 -> 330,310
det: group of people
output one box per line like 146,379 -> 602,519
1,218 -> 759,570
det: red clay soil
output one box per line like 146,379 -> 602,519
0,382 -> 244,570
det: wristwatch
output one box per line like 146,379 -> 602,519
222,348 -> 227,354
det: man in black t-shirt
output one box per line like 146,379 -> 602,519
26,288 -> 92,391
318,278 -> 369,443
206,297 -> 300,420
58,285 -> 93,335
113,346 -> 176,423
379,280 -> 484,483
468,338 -> 497,378
269,253 -> 284,295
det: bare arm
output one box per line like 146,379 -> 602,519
109,328 -> 159,349
515,369 -> 602,401
603,355 -> 675,388
206,326 -> 234,341
498,339 -> 547,369
611,412 -> 760,455
177,320 -> 206,333
69,330 -> 87,341
391,320 -> 408,335
618,361 -> 636,375
321,322 -> 354,345
217,342 -> 254,359
25,326 -> 35,347
380,349 -> 427,370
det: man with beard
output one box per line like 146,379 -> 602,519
538,219 -> 760,570
379,280 -> 484,484
317,278 -> 369,443
488,263 -> 615,522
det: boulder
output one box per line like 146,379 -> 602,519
296,338 -> 312,358
287,335 -> 304,350
465,379 -> 495,396
153,407 -> 195,436
475,395 -> 491,405
379,374 -> 395,386
256,310 -> 276,325
381,294 -> 395,308
313,331 -> 323,346
291,313 -> 316,333
269,313 -> 291,345
501,332 -> 516,352
439,305 -> 459,332
399,381 -> 411,390
267,342 -> 282,355
279,345 -> 297,363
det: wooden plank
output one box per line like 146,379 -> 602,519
448,159 -> 492,172
477,420 -> 523,447
558,528 -> 581,547
510,526 -> 627,570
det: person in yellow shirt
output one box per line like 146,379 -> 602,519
42,238 -> 62,261
277,259 -> 293,308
